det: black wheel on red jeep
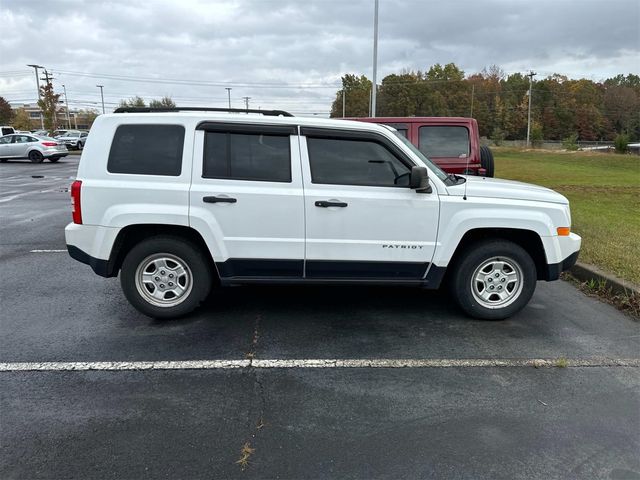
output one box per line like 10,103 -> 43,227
480,145 -> 495,177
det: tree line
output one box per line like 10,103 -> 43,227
330,64 -> 640,142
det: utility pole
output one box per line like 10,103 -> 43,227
470,84 -> 475,118
526,70 -> 537,147
96,85 -> 105,114
371,0 -> 379,117
242,96 -> 251,112
62,84 -> 71,128
342,89 -> 346,118
225,87 -> 232,109
40,69 -> 57,127
27,64 -> 44,128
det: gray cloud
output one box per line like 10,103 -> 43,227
1,0 -> 638,115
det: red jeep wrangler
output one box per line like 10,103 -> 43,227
352,117 -> 494,177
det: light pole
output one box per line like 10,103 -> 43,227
27,64 -> 44,128
96,85 -> 105,114
62,84 -> 72,128
225,87 -> 232,109
242,96 -> 251,112
526,70 -> 537,147
342,89 -> 346,118
371,0 -> 379,118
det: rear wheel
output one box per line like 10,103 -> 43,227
480,145 -> 495,177
120,236 -> 213,319
48,157 -> 60,163
449,240 -> 536,320
28,150 -> 44,163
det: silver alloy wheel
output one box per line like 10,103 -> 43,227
134,253 -> 193,308
470,256 -> 524,309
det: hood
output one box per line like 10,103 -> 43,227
447,176 -> 569,204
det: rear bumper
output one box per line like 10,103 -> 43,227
65,223 -> 120,277
67,244 -> 110,277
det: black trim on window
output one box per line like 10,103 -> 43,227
196,122 -> 297,136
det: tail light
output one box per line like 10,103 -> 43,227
71,180 -> 82,224
42,141 -> 58,147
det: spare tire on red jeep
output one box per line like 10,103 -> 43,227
480,145 -> 495,177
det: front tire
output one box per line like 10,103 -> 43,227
77,142 -> 83,150
120,236 -> 213,319
28,150 -> 44,163
449,240 -> 536,320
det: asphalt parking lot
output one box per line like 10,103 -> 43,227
1,156 -> 639,480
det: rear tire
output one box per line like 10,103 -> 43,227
120,236 -> 213,319
48,157 -> 60,163
28,150 -> 44,163
449,240 -> 536,320
480,145 -> 495,177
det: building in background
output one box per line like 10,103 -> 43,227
9,103 -> 99,131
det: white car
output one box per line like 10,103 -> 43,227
0,134 -> 69,163
56,131 -> 89,150
65,107 -> 581,320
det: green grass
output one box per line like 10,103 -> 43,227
493,148 -> 640,285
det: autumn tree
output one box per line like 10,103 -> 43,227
329,64 -> 639,142
37,81 -> 61,134
149,96 -> 176,108
119,96 -> 146,108
12,108 -> 31,130
330,74 -> 372,117
0,96 -> 14,124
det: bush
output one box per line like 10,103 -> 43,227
614,133 -> 629,153
491,127 -> 505,146
562,133 -> 579,151
530,123 -> 543,148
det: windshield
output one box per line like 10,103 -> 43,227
392,131 -> 448,182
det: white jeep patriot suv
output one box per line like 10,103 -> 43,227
65,107 -> 581,320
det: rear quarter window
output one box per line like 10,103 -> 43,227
107,124 -> 185,176
418,126 -> 470,158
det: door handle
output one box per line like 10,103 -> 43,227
315,200 -> 348,208
203,196 -> 237,204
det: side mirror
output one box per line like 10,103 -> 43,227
410,166 -> 432,193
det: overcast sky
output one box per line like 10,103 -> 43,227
1,0 -> 638,116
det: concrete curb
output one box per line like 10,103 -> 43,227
570,262 -> 640,296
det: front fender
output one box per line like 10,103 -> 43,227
433,196 -> 565,266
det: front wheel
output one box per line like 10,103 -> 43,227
28,150 -> 44,163
449,240 -> 537,320
77,142 -> 83,150
120,236 -> 213,319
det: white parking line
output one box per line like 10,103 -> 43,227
1,357 -> 638,372
30,249 -> 67,253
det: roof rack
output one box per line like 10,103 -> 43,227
112,107 -> 294,117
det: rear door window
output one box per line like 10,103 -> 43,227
107,124 -> 185,176
418,126 -> 469,158
203,131 -> 291,183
